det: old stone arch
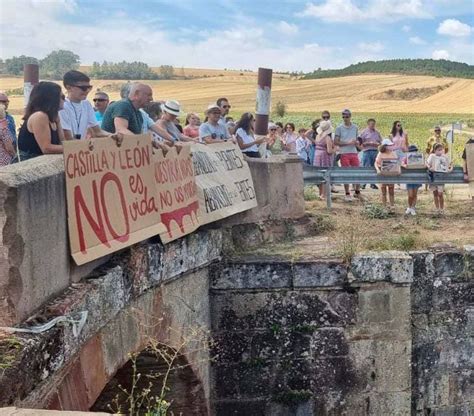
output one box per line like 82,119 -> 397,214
91,346 -> 207,415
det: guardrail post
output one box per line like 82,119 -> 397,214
325,170 -> 332,209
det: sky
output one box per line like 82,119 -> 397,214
0,0 -> 473,72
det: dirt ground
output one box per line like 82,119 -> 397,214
252,184 -> 473,261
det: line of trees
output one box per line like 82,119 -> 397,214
0,50 -> 80,79
89,61 -> 174,80
0,50 -> 175,80
303,59 -> 474,79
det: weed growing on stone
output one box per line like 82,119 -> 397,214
0,335 -> 22,375
303,186 -> 319,201
333,216 -> 370,263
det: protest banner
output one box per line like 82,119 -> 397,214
190,142 -> 258,224
154,145 -> 200,243
64,134 -> 166,265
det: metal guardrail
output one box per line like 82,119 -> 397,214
303,165 -> 466,209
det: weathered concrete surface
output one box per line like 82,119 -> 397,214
0,156 -> 110,326
220,155 -> 305,226
0,156 -> 68,326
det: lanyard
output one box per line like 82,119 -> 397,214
70,101 -> 82,137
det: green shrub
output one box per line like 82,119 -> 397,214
363,204 -> 390,219
274,100 -> 287,118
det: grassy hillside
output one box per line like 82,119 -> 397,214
2,73 -> 473,115
304,59 -> 474,80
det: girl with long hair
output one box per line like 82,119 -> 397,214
183,112 -> 200,139
235,112 -> 265,158
17,81 -> 65,160
389,120 -> 409,159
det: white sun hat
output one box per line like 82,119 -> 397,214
381,138 -> 394,146
161,100 -> 182,116
205,103 -> 221,114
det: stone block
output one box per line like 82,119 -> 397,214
311,328 -> 349,358
213,399 -> 267,416
79,335 -> 108,407
464,245 -> 474,279
161,229 -> 222,281
293,260 -> 347,287
0,156 -> 69,326
351,251 -> 413,284
433,249 -> 465,279
56,358 -> 89,411
211,261 -> 292,289
219,155 -> 305,226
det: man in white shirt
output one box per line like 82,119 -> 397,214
60,70 -> 110,140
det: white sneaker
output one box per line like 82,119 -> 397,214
410,208 -> 417,216
344,194 -> 353,202
405,207 -> 411,215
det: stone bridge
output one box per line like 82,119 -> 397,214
0,155 -> 472,415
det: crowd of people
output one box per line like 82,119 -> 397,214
0,69 -> 472,215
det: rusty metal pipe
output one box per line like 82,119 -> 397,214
254,68 -> 272,136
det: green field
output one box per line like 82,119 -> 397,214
263,112 -> 474,165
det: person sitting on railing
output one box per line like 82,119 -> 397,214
374,138 -> 397,211
426,143 -> 452,216
234,112 -> 265,158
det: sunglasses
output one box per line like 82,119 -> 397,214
322,116 -> 330,120
222,105 -> 231,109
73,85 -> 93,91
435,129 -> 441,132
342,115 -> 350,118
396,124 -> 402,127
93,98 -> 107,102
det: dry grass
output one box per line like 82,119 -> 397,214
248,184 -> 473,261
1,73 -> 473,117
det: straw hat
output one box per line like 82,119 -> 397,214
316,120 -> 333,135
205,103 -> 221,114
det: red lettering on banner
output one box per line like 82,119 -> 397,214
74,182 -> 109,254
100,172 -> 130,243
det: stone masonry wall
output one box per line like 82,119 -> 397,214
209,248 -> 473,416
411,245 -> 473,415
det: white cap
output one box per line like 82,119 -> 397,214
381,138 -> 393,146
206,103 -> 221,114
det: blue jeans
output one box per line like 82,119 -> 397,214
362,149 -> 377,186
362,149 -> 377,167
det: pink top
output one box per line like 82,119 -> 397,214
315,132 -> 331,151
183,125 -> 199,139
391,132 -> 407,152
283,132 -> 297,152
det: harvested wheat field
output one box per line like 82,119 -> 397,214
1,73 -> 473,116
